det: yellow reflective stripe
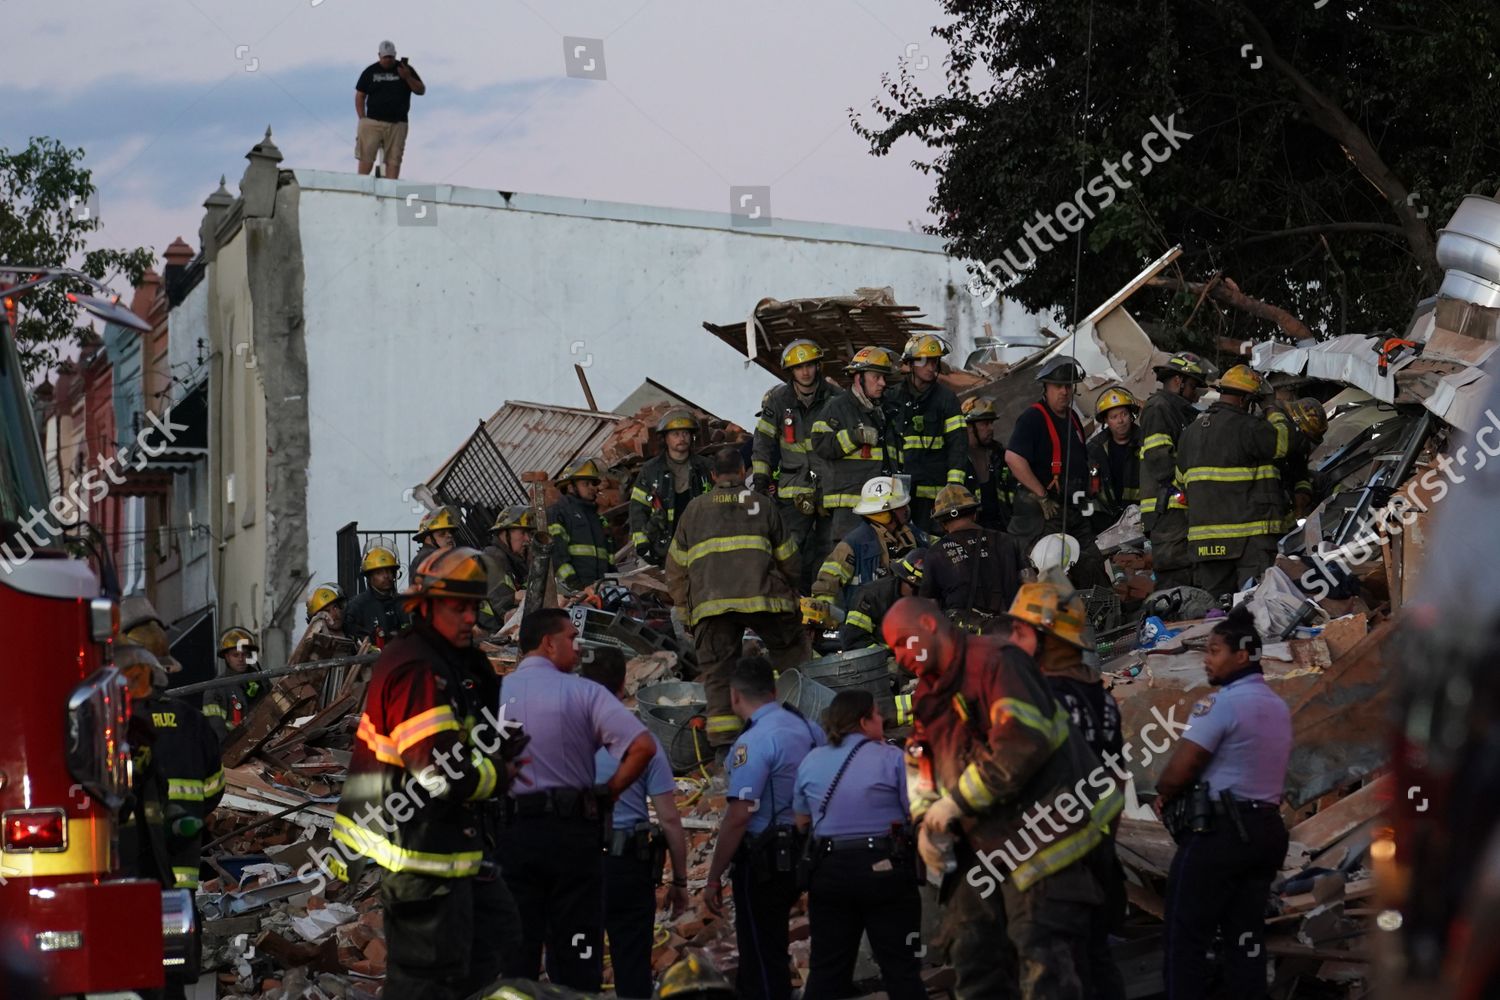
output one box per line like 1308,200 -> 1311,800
630,487 -> 650,504
913,484 -> 942,499
675,534 -> 774,566
202,703 -> 227,719
1180,465 -> 1278,484
707,714 -> 742,736
167,778 -> 207,802
783,440 -> 811,454
901,436 -> 944,450
392,706 -> 461,754
990,699 -> 1069,750
778,485 -> 814,496
957,762 -> 996,812
823,493 -> 861,508
557,562 -> 578,582
689,596 -> 797,624
1140,433 -> 1174,455
1010,822 -> 1101,891
773,538 -> 797,561
845,610 -> 875,634
172,867 -> 199,888
332,815 -> 483,877
468,754 -> 497,801
1169,495 -> 1188,509
752,459 -> 772,476
811,420 -> 834,434
568,543 -> 611,560
837,429 -> 855,453
1294,479 -> 1312,493
943,415 -> 965,434
1269,413 -> 1290,459
548,523 -> 567,539
756,418 -> 776,436
894,694 -> 913,726
1139,497 -> 1157,514
946,468 -> 966,484
818,560 -> 852,585
631,531 -> 649,547
1187,520 -> 1284,541
204,769 -> 224,797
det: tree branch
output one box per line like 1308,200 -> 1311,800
1147,275 -> 1313,341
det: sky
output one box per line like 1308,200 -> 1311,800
11,0 -> 955,268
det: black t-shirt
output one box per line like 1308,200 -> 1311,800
356,61 -> 421,123
1007,402 -> 1089,494
1105,437 -> 1132,499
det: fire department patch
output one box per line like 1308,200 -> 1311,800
1191,694 -> 1216,717
733,745 -> 748,768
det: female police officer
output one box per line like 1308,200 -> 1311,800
793,690 -> 925,1000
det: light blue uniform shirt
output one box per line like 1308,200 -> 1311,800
727,702 -> 826,835
501,656 -> 648,794
1184,672 -> 1292,805
793,737 -> 910,838
595,735 -> 675,830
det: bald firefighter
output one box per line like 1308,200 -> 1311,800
812,347 -> 899,541
1087,386 -> 1141,531
346,545 -> 411,645
886,334 -> 967,532
667,446 -> 810,755
811,475 -> 928,618
548,458 -> 616,589
918,484 -> 1026,635
330,547 -> 527,998
1175,365 -> 1302,596
203,625 -> 268,743
1138,352 -> 1212,588
411,505 -> 462,581
630,409 -> 714,566
752,339 -> 842,592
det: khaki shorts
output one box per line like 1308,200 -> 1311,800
356,118 -> 408,173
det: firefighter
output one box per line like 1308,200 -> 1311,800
203,626 -> 266,742
838,549 -> 925,651
1174,364 -> 1301,596
752,339 -> 842,592
291,582 -> 357,665
120,595 -> 183,674
811,476 -> 928,617
667,447 -> 810,754
630,409 -> 714,566
411,505 -> 462,581
480,505 -> 536,630
703,656 -> 826,1000
1004,356 -> 1110,588
346,545 -> 410,645
883,597 -> 1122,1000
655,952 -> 736,1000
1272,397 -> 1328,521
887,333 -> 967,532
499,608 -> 658,992
918,484 -> 1025,634
1139,352 -> 1212,588
1004,579 -> 1126,1000
962,396 -> 1011,529
1155,605 -> 1291,1000
812,346 -> 898,541
330,546 -> 526,999
1087,386 -> 1142,531
548,458 -> 616,590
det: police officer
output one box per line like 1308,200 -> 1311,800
886,334 -> 967,532
581,648 -> 691,999
630,409 -> 714,566
411,505 -> 462,581
330,547 -> 526,999
480,505 -> 537,631
918,484 -> 1025,634
1155,604 -> 1291,1000
838,549 -> 925,651
704,656 -> 825,1000
883,597 -> 1122,1000
1139,352 -> 1212,588
812,347 -> 899,541
1004,356 -> 1110,587
1087,386 -> 1142,531
961,396 -> 1011,529
500,608 -> 658,991
203,626 -> 267,742
752,339 -> 842,592
346,544 -> 411,645
794,689 -> 925,1000
1174,365 -> 1300,596
811,476 -> 928,617
548,458 -> 617,590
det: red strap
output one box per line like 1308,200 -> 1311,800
1030,401 -> 1085,487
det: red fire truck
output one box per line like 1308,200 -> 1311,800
0,266 -> 195,995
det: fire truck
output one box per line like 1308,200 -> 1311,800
0,266 -> 195,995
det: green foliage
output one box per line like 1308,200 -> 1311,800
854,0 -> 1500,346
0,137 -> 155,376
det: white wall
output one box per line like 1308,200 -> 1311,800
293,174 -> 1037,583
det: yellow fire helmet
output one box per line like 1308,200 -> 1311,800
115,641 -> 168,699
415,505 -> 462,542
932,483 -> 981,521
853,475 -> 911,515
780,339 -> 824,370
962,397 -> 998,423
361,545 -> 401,576
1002,580 -> 1091,650
306,582 -> 345,620
902,333 -> 950,363
1153,351 -> 1213,385
655,409 -> 701,435
403,546 -> 491,603
800,596 -> 835,629
491,504 -> 536,533
1215,363 -> 1266,397
1094,386 -> 1139,418
556,458 -> 604,485
217,626 -> 258,658
844,346 -> 897,376
655,951 -> 735,1000
1288,397 -> 1329,443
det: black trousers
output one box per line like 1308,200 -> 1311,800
500,817 -> 606,992
779,499 -> 833,594
1191,536 -> 1278,597
1163,809 -> 1288,1000
803,848 -> 925,1000
730,859 -> 801,1000
381,868 -> 524,1000
604,852 -> 658,999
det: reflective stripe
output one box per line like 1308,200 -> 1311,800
811,420 -> 834,434
1010,786 -> 1126,891
1139,497 -> 1157,514
631,531 -> 649,547
689,595 -> 797,624
357,713 -> 403,766
946,468 -> 966,484
707,714 -> 742,736
332,815 -> 483,877
845,609 -> 876,634
823,493 -> 861,509
752,459 -> 772,476
204,769 -> 224,797
568,543 -> 611,560
1187,519 -> 1285,541
467,754 -> 498,801
782,440 -> 811,454
671,534 -> 774,566
172,867 -> 199,889
167,777 -> 209,802
557,563 -> 578,582
630,487 -> 650,504
1269,413 -> 1290,459
914,484 -> 942,499
778,485 -> 814,497
902,436 -> 944,451
756,418 -> 776,437
957,762 -> 995,812
943,415 -> 966,434
773,538 -> 797,561
548,523 -> 567,539
819,560 -> 851,583
894,694 -> 913,726
1140,432 -> 1174,455
202,703 -> 227,719
391,706 -> 460,755
1180,465 -> 1278,484
990,699 -> 1069,750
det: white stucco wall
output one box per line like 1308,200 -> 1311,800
292,173 -> 1042,583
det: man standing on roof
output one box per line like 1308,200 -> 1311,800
347,545 -> 411,646
886,334 -> 967,533
630,409 -> 714,567
355,40 -> 425,179
1004,356 -> 1110,587
1138,353 -> 1212,589
752,339 -> 842,593
812,347 -> 899,541
548,458 -> 616,590
962,397 -> 1012,529
1087,386 -> 1142,532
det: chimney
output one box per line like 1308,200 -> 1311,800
129,269 -> 162,324
239,126 -> 284,219
162,237 -> 194,297
200,177 -> 234,263
1433,195 -> 1500,340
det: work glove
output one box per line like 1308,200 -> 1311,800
854,425 -> 880,447
751,473 -> 772,496
1037,494 -> 1062,520
922,794 -> 964,834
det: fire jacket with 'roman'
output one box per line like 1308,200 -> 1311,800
332,620 -> 510,878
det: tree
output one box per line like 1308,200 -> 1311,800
853,0 -> 1500,348
1,137 -> 155,376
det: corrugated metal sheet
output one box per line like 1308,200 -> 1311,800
482,400 -> 621,479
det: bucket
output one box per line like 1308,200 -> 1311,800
639,701 -> 714,774
636,680 -> 706,712
800,648 -> 895,719
776,669 -> 837,728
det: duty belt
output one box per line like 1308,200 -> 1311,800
817,834 -> 897,854
507,787 -> 603,822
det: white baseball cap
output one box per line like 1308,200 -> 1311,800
378,40 -> 397,57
